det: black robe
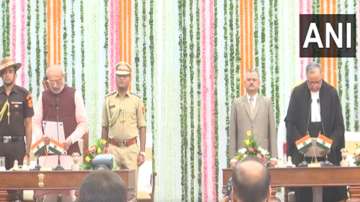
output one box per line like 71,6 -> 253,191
285,80 -> 346,202
285,80 -> 344,165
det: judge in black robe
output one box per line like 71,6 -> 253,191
285,63 -> 346,202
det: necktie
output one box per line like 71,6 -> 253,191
249,97 -> 255,115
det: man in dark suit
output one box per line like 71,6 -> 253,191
285,63 -> 346,202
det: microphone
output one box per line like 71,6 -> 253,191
299,97 -> 312,167
317,97 -> 333,166
54,95 -> 64,170
317,97 -> 326,135
55,96 -> 60,144
318,97 -> 333,166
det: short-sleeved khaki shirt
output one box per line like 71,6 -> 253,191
102,91 -> 146,140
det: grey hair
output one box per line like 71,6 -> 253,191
46,64 -> 65,76
306,62 -> 321,74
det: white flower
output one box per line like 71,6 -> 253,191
258,147 -> 269,156
355,148 -> 360,155
238,148 -> 247,154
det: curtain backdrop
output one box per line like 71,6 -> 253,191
0,0 -> 359,201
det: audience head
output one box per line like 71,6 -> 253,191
232,158 -> 271,202
79,170 -> 127,202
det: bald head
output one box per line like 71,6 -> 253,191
46,64 -> 64,78
232,158 -> 270,202
46,64 -> 65,94
79,170 -> 127,202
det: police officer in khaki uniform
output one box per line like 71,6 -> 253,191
0,57 -> 33,201
102,62 -> 146,200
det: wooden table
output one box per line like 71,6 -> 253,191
223,167 -> 360,201
0,169 -> 135,201
223,167 -> 360,186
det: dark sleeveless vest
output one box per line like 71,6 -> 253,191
42,85 -> 79,154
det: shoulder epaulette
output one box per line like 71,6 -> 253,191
105,91 -> 117,97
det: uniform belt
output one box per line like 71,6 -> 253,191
0,136 -> 24,143
109,137 -> 137,147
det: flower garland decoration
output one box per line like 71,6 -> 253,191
195,0 -> 202,199
62,0 -> 68,75
71,0 -> 75,87
270,0 -> 274,101
26,0 -> 32,92
181,0 -> 190,199
2,0 -> 10,57
260,0 -> 266,95
274,0 -> 280,125
149,0 -> 156,172
353,0 -> 359,131
142,0 -> 147,104
134,0 -> 140,93
35,0 -> 41,98
42,0 -> 47,81
178,0 -> 184,196
224,0 -> 230,163
345,60 -> 350,130
189,0 -> 196,200
229,0 -> 235,100
80,0 -> 85,99
235,0 -> 240,97
254,0 -> 259,70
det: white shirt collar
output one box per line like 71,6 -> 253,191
247,93 -> 258,105
310,91 -> 321,122
310,91 -> 319,99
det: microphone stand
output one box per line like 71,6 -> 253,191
299,98 -> 313,167
317,97 -> 333,167
54,96 -> 64,170
31,156 -> 41,171
298,154 -> 308,167
321,153 -> 333,167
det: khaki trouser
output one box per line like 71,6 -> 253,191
109,143 -> 139,201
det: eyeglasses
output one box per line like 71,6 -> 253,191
307,80 -> 322,85
47,78 -> 63,85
